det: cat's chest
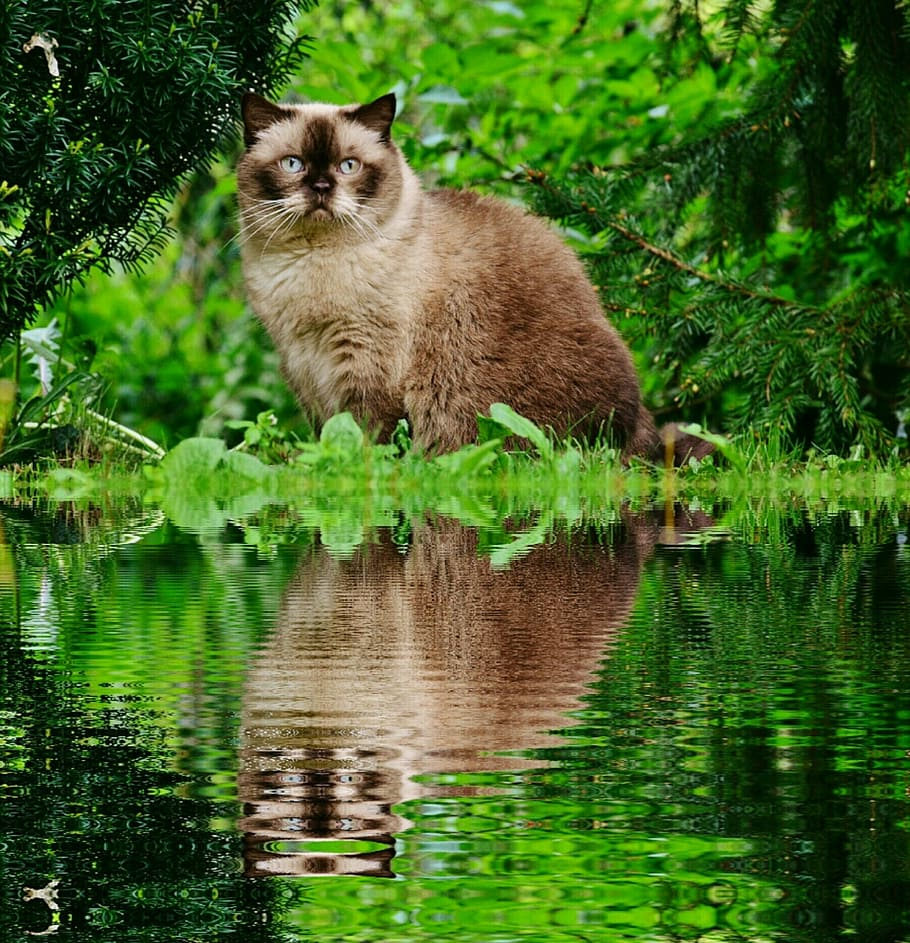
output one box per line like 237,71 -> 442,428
244,244 -> 414,410
249,246 -> 388,316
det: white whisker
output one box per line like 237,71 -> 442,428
234,196 -> 305,250
336,201 -> 383,242
235,181 -> 392,252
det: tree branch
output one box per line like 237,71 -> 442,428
604,217 -> 817,312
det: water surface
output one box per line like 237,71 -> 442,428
1,500 -> 908,941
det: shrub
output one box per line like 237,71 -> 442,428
0,0 -> 311,340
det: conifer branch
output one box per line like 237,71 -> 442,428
527,14 -> 910,459
1,1 -> 313,341
603,218 -> 814,313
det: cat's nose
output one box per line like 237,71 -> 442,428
311,178 -> 332,194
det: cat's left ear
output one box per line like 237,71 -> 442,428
348,93 -> 397,144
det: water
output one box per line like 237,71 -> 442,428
1,500 -> 909,941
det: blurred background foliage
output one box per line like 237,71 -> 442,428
9,0 -> 910,456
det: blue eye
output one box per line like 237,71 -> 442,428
338,157 -> 361,175
279,156 -> 304,173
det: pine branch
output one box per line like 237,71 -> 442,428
603,217 -> 813,312
1,0 -> 313,340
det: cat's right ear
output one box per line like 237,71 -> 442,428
241,93 -> 289,147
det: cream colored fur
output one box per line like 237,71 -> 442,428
238,101 -> 423,429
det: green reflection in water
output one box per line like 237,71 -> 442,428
0,499 -> 908,942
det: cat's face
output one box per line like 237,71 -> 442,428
237,93 -> 402,244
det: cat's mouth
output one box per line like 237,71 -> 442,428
305,205 -> 334,223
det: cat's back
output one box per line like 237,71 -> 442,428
426,187 -> 575,257
423,187 -> 602,316
399,186 -> 653,453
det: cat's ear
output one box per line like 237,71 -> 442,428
241,93 -> 290,147
348,93 -> 397,144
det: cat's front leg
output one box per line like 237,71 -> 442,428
340,387 -> 407,446
404,387 -> 479,454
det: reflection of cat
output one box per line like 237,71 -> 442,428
237,92 -> 711,463
238,516 -> 661,877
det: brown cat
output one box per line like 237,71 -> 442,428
237,92 -> 708,462
238,515 -> 658,876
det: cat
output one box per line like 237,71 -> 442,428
238,508 -> 716,877
237,91 -> 710,463
238,515 -> 657,876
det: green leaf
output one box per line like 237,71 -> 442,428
221,448 -> 272,481
159,436 -> 271,483
159,436 -> 227,477
421,42 -> 459,74
432,439 -> 503,476
676,423 -> 743,471
487,403 -> 553,460
319,412 -> 365,453
417,85 -> 468,106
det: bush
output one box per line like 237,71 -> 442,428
0,0 -> 311,340
529,0 -> 910,456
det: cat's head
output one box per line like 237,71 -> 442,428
237,93 -> 405,244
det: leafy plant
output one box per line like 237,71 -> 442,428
0,0 -> 311,339
226,409 -> 307,465
529,0 -> 910,456
0,317 -> 164,466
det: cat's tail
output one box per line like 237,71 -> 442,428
625,405 -> 716,467
657,422 -> 716,467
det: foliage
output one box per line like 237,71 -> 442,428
28,403 -> 898,548
529,0 -> 910,456
20,0 -> 910,460
289,0 -> 671,187
0,0 -> 311,336
0,320 -> 164,467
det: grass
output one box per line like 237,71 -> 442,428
16,405 -> 907,559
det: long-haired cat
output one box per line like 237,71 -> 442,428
237,92 -> 708,462
238,515 -> 656,876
